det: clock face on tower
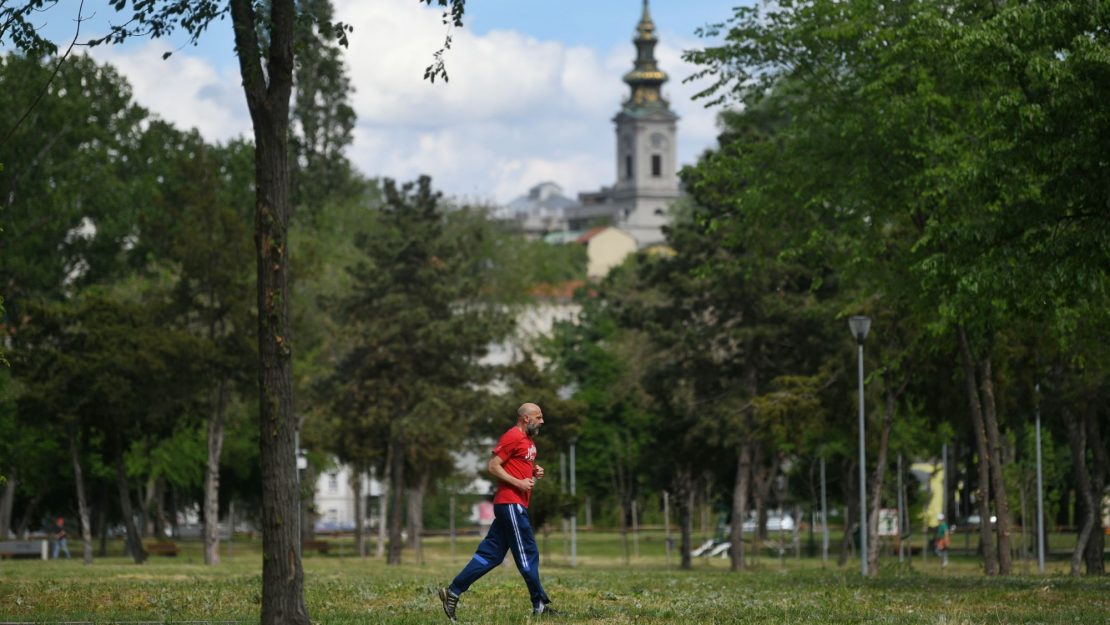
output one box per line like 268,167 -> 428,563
650,133 -> 667,149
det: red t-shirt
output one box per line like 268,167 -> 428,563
492,426 -> 537,507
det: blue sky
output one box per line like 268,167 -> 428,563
11,1 -> 743,203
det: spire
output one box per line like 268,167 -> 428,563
622,0 -> 669,112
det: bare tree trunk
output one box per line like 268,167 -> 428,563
350,469 -> 365,558
978,357 -> 1013,574
15,493 -> 42,539
387,440 -> 405,565
838,460 -> 856,568
867,389 -> 897,574
1082,406 -> 1106,575
152,477 -> 166,539
68,426 -> 93,564
113,434 -> 146,564
140,476 -> 156,538
0,468 -> 16,539
751,447 -> 780,563
408,471 -> 429,564
204,379 -> 228,565
674,469 -> 694,570
228,0 -> 307,621
958,325 -> 997,575
1065,409 -> 1095,576
376,464 -> 388,559
729,441 -> 752,571
96,499 -> 108,557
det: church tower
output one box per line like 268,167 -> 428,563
612,0 -> 680,246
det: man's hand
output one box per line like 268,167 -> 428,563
533,464 -> 545,479
518,476 -> 536,492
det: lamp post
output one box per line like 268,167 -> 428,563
849,315 -> 871,576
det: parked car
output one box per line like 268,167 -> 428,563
740,514 -> 795,533
957,514 -> 997,531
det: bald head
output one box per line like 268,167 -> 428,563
518,403 -> 544,437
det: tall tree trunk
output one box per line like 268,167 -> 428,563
867,389 -> 897,575
387,440 -> 406,565
113,435 -> 147,564
15,493 -> 42,539
96,488 -> 108,557
1082,405 -> 1106,575
0,468 -> 16,539
68,426 -> 93,564
376,464 -> 388,559
978,357 -> 1013,574
608,435 -> 631,566
674,469 -> 694,570
229,0 -> 306,622
838,460 -> 856,567
204,378 -> 228,565
350,468 -> 365,558
152,477 -> 166,539
1065,408 -> 1095,576
729,440 -> 752,571
141,476 -> 156,538
958,325 -> 997,575
408,471 -> 428,564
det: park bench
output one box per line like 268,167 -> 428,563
302,539 -> 331,554
0,540 -> 49,560
145,541 -> 180,557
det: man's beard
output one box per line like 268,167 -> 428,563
525,423 -> 541,437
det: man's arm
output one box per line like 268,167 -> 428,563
489,454 -> 533,492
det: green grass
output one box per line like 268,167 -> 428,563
1,532 -> 1107,624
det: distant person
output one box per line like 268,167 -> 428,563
52,517 -> 71,559
935,513 -> 949,567
439,403 -> 559,621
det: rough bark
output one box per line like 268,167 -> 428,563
837,460 -> 856,567
1065,409 -> 1095,577
387,440 -> 406,565
866,389 -> 897,575
729,441 -> 752,571
376,464 -> 388,559
139,477 -> 153,538
15,493 -> 42,538
1082,405 -> 1106,575
350,469 -> 365,558
0,468 -> 16,539
96,491 -> 108,556
229,0 -> 306,621
674,469 -> 694,570
204,378 -> 228,565
408,471 -> 428,564
68,427 -> 93,564
978,357 -> 1013,574
957,325 -> 997,575
113,436 -> 147,564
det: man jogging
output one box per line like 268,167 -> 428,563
439,403 -> 558,620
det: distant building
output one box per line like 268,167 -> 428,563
504,0 -> 682,248
500,181 -> 575,239
578,226 -> 638,279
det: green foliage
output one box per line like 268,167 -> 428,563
323,175 -> 513,476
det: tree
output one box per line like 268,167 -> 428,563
326,176 -> 511,564
136,127 -> 256,564
3,1 -> 469,618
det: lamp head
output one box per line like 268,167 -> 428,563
848,315 -> 871,343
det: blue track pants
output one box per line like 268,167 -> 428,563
449,503 -> 549,607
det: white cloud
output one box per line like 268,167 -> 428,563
91,41 -> 250,143
86,0 -> 721,204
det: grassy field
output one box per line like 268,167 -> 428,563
1,531 -> 1107,624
